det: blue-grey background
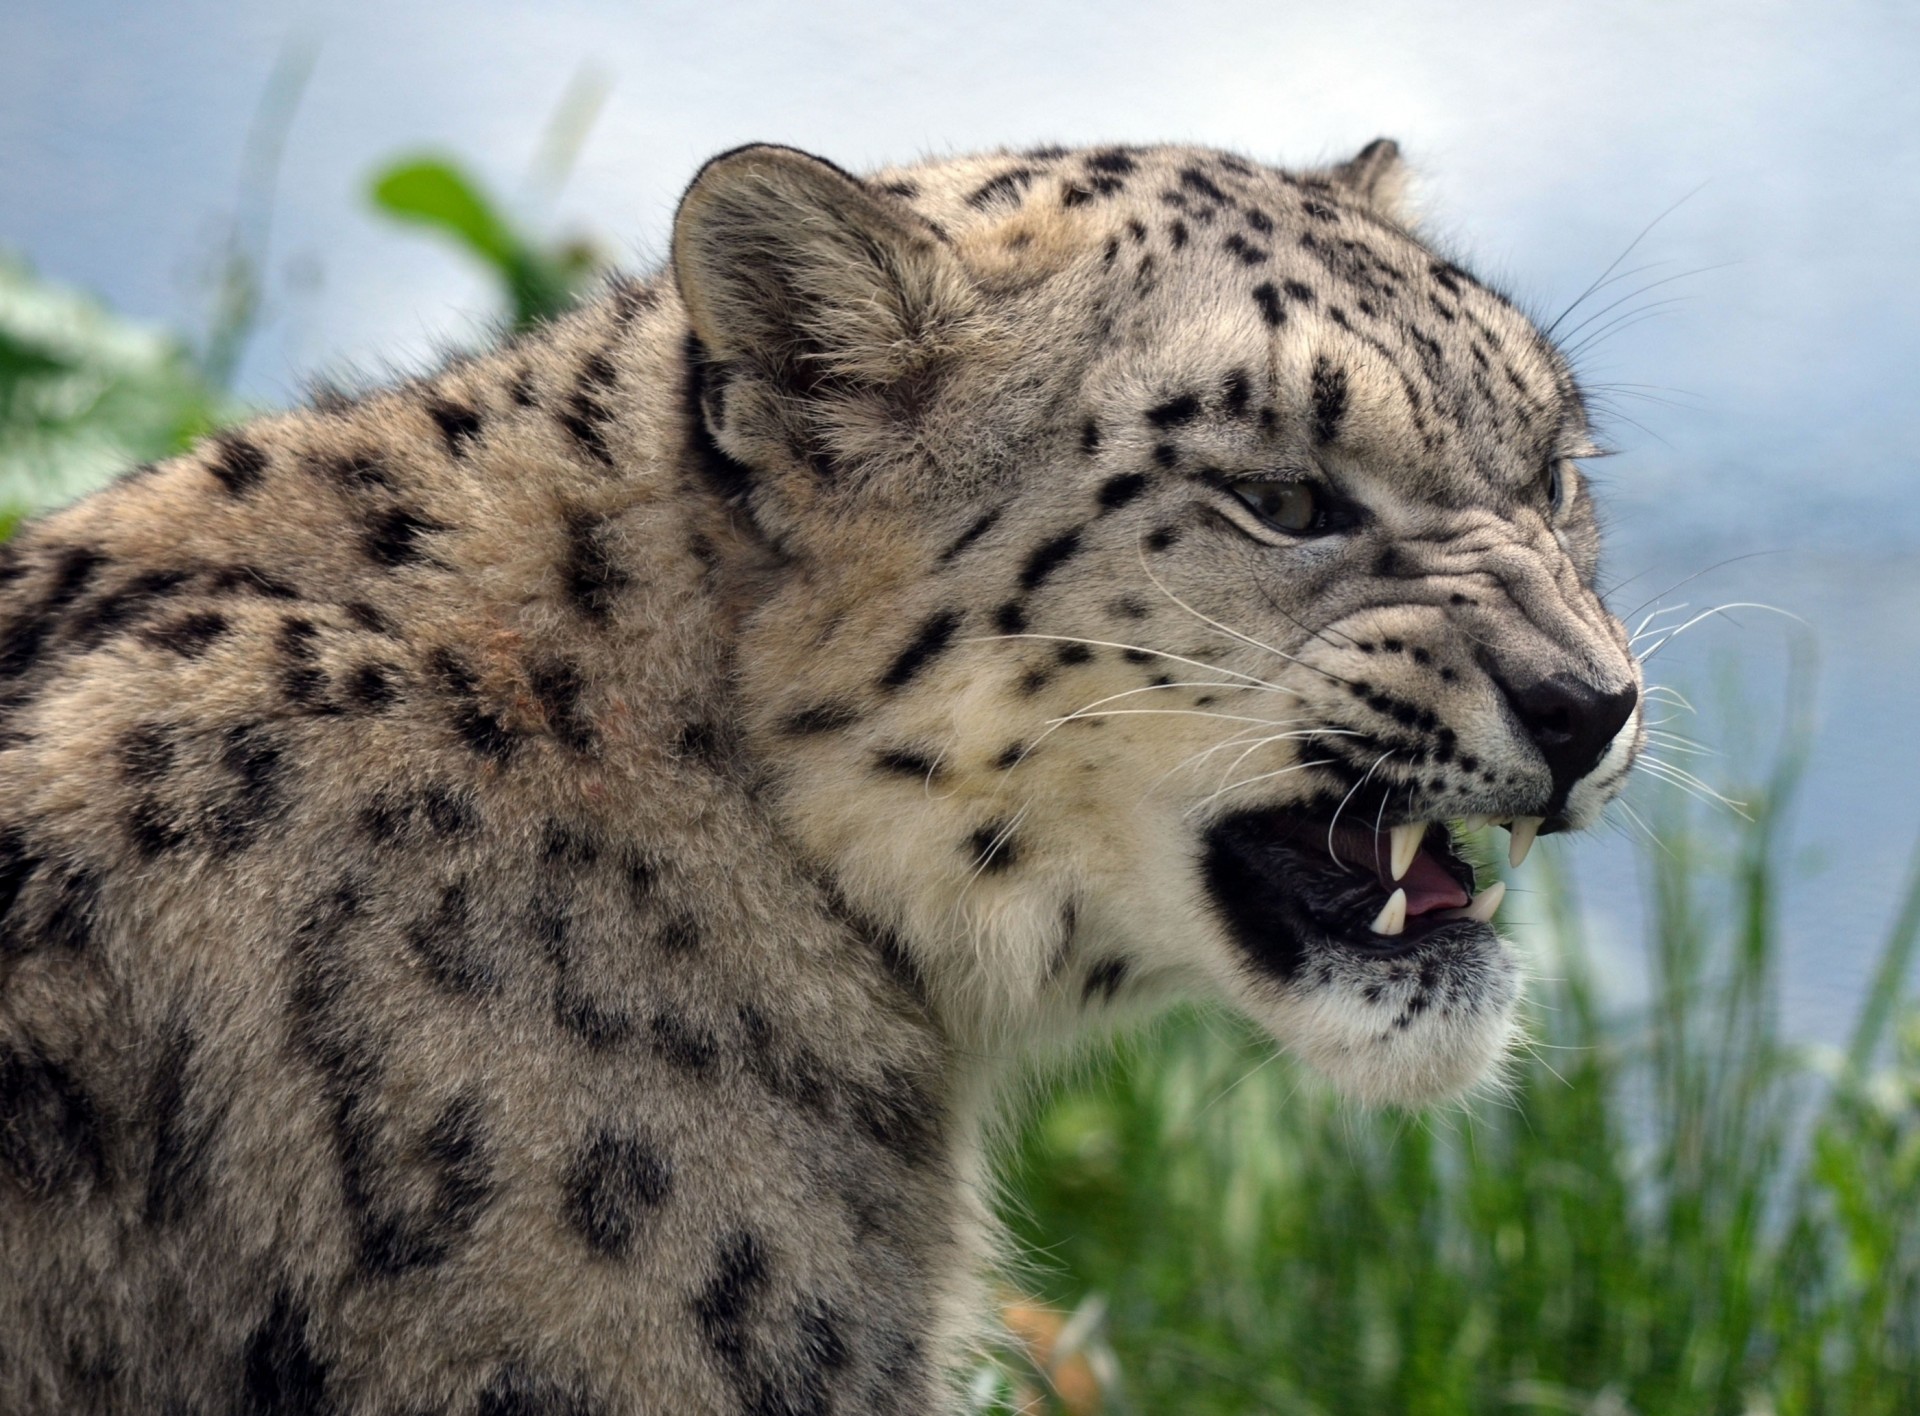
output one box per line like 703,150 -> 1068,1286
6,0 -> 1916,1038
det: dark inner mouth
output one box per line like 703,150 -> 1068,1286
1202,808 -> 1484,976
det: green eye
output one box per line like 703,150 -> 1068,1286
1231,479 -> 1320,533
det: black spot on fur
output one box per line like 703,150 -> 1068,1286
939,505 -> 1004,564
118,723 -> 175,782
362,506 -> 448,569
1084,956 -> 1130,1002
657,911 -> 701,955
0,1044 -> 108,1198
1019,529 -> 1084,592
1311,357 -> 1350,445
344,662 -> 399,711
968,823 -> 1018,874
562,511 -> 630,621
1223,369 -> 1252,418
428,398 -> 484,457
351,1091 -> 496,1279
68,566 -> 194,647
1179,167 -> 1229,204
206,434 -> 269,497
405,883 -> 496,995
142,611 -> 229,658
531,658 -> 595,753
967,167 -> 1034,209
1145,525 -> 1181,552
874,747 -> 940,780
241,1290 -> 334,1416
128,798 -> 187,856
1169,218 -> 1189,248
1251,281 -> 1284,326
1080,419 -> 1101,455
1146,393 -> 1202,428
277,616 -> 319,660
430,649 -> 520,762
1097,472 -> 1149,511
343,600 -> 394,635
674,720 -> 735,771
880,609 -> 961,691
846,1069 -> 940,1167
1152,442 -> 1178,469
782,702 -> 860,736
651,1010 -> 718,1072
143,1021 -> 227,1227
192,721 -> 285,856
1284,279 -> 1316,303
1087,149 -> 1137,175
474,1365 -> 600,1416
993,600 -> 1027,635
1223,233 -> 1267,265
564,1128 -> 672,1261
694,1230 -> 770,1369
1055,642 -> 1092,666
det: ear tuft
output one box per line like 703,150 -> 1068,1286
671,144 -> 974,393
1328,138 -> 1412,224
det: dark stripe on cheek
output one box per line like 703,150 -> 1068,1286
1310,357 -> 1349,445
880,609 -> 962,691
1019,530 -> 1084,592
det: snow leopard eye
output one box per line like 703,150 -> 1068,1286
1545,459 -> 1568,515
1231,479 -> 1319,532
1226,477 -> 1362,538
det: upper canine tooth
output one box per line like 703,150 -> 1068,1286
1389,823 -> 1424,881
1508,816 -> 1544,869
1464,880 -> 1507,924
1370,888 -> 1408,936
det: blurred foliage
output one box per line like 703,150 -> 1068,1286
0,257 -> 227,529
369,156 -> 601,330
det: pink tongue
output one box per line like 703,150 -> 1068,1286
1327,826 -> 1470,917
1394,851 -> 1470,916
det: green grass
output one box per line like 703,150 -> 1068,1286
991,745 -> 1920,1414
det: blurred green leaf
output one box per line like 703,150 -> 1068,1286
0,256 -> 229,522
372,157 -> 523,269
369,154 -> 598,330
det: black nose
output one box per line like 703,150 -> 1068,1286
1494,671 -> 1638,804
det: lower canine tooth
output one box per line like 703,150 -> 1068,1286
1464,880 -> 1507,924
1462,814 -> 1493,832
1370,888 -> 1408,936
1389,823 -> 1423,881
1508,816 -> 1544,868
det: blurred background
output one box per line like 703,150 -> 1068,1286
4,2 -> 1917,1411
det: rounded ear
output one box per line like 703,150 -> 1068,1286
671,144 -> 976,393
1327,137 -> 1412,224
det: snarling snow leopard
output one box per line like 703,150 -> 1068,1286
0,139 -> 1641,1413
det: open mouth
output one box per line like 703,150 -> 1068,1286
1203,809 -> 1528,975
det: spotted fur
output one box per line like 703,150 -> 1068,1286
0,139 -> 1640,1412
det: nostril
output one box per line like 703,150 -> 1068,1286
1496,671 -> 1638,802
